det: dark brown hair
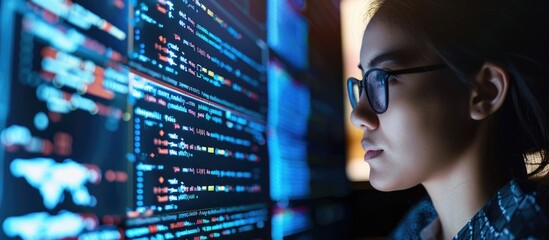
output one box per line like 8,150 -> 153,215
370,0 -> 549,180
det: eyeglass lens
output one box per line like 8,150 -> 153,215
366,70 -> 388,113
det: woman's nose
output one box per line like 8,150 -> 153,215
350,95 -> 379,131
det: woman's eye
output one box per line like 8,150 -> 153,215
376,78 -> 385,86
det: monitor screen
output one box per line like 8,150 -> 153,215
0,0 -> 269,239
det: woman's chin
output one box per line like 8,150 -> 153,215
369,170 -> 417,192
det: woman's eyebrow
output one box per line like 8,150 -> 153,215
367,49 -> 416,68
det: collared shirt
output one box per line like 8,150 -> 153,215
388,179 -> 549,239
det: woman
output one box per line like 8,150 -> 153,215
348,0 -> 549,239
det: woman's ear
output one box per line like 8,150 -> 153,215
469,62 -> 510,120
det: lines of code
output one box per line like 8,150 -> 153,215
128,72 -> 268,217
268,60 -> 311,201
0,1 -> 131,239
130,0 -> 267,119
125,203 -> 268,239
0,0 -> 269,239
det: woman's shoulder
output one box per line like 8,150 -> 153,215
455,179 -> 549,239
388,196 -> 438,240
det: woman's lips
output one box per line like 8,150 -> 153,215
364,150 -> 384,160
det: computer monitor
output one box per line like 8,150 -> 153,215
0,0 -> 269,239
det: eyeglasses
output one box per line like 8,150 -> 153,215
347,64 -> 447,114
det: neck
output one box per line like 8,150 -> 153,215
422,125 -> 510,240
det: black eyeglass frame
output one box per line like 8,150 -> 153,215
347,63 -> 447,114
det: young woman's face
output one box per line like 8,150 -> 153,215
351,18 -> 476,191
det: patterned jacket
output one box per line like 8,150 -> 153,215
389,179 -> 549,239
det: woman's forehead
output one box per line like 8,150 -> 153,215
360,19 -> 435,69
